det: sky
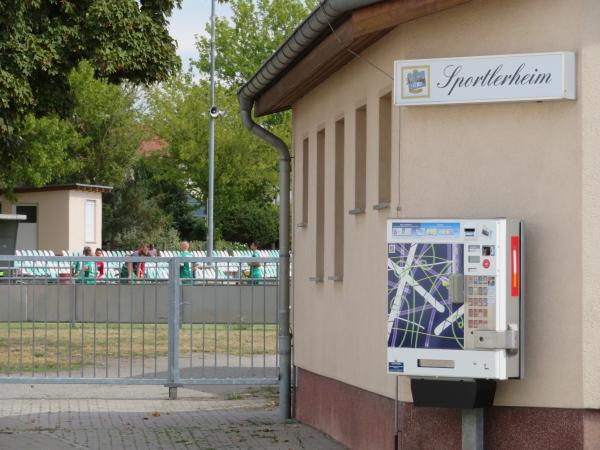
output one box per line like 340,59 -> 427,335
168,0 -> 232,74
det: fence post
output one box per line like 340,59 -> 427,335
166,258 -> 181,400
70,283 -> 76,326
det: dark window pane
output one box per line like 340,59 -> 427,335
16,206 -> 37,224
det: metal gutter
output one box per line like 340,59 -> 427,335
237,0 -> 382,421
239,0 -> 381,101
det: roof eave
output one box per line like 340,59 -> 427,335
8,184 -> 114,194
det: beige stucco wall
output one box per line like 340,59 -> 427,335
0,191 -> 71,252
581,0 -> 600,410
0,190 -> 104,253
292,0 -> 600,409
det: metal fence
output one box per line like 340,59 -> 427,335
0,255 -> 279,399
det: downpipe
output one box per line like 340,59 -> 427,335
237,0 -> 382,421
239,96 -> 291,420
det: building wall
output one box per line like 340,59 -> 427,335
580,0 -> 600,410
291,0 -> 599,413
0,190 -> 104,253
295,368 -> 598,450
0,191 -> 71,252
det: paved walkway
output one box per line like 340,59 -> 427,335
0,384 -> 345,449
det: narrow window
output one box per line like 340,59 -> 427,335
85,200 -> 96,243
315,129 -> 325,280
300,137 -> 309,226
376,94 -> 392,209
350,105 -> 366,214
333,119 -> 345,280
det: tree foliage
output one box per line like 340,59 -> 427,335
152,0 -> 316,247
0,0 -> 182,191
61,62 -> 144,188
195,0 -> 316,87
219,201 -> 279,247
4,61 -> 146,194
2,114 -> 83,190
144,71 -> 285,246
3,0 -> 315,249
101,178 -> 180,251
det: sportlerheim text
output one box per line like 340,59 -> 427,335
438,63 -> 552,95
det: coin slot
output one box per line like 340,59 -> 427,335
417,359 -> 455,369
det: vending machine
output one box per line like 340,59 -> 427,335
387,219 -> 524,381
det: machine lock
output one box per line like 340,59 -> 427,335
473,326 -> 518,352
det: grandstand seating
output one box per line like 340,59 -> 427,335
10,249 -> 282,282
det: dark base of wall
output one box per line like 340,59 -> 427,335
294,368 -> 600,450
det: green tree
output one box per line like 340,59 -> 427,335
220,201 -> 279,247
195,0 -> 316,87
0,0 -> 181,191
7,60 -> 179,250
102,175 -> 180,251
58,61 -> 144,188
94,0 -> 315,248
145,74 -> 282,246
143,0 -> 316,246
4,62 -> 145,194
136,154 -> 208,242
194,0 -> 314,132
2,114 -> 84,191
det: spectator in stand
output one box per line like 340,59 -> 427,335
249,242 -> 264,283
74,246 -> 96,284
120,244 -> 149,282
95,248 -> 104,280
147,244 -> 158,281
179,241 -> 197,284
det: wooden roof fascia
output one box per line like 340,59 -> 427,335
254,0 -> 472,116
255,21 -> 391,116
352,0 -> 471,38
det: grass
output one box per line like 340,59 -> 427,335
225,392 -> 244,400
0,322 -> 276,374
225,386 -> 278,401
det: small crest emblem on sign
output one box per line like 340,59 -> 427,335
407,69 -> 427,93
400,65 -> 430,99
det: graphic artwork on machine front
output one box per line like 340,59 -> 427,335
387,243 -> 464,350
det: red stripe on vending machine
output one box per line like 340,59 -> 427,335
511,235 -> 519,296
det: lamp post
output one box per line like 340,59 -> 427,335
207,0 -> 216,257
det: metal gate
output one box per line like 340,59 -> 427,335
0,255 -> 279,399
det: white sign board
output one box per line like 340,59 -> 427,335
394,52 -> 576,106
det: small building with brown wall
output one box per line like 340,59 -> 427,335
0,184 -> 112,253
245,0 -> 600,448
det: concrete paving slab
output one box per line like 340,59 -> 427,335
0,384 -> 345,450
